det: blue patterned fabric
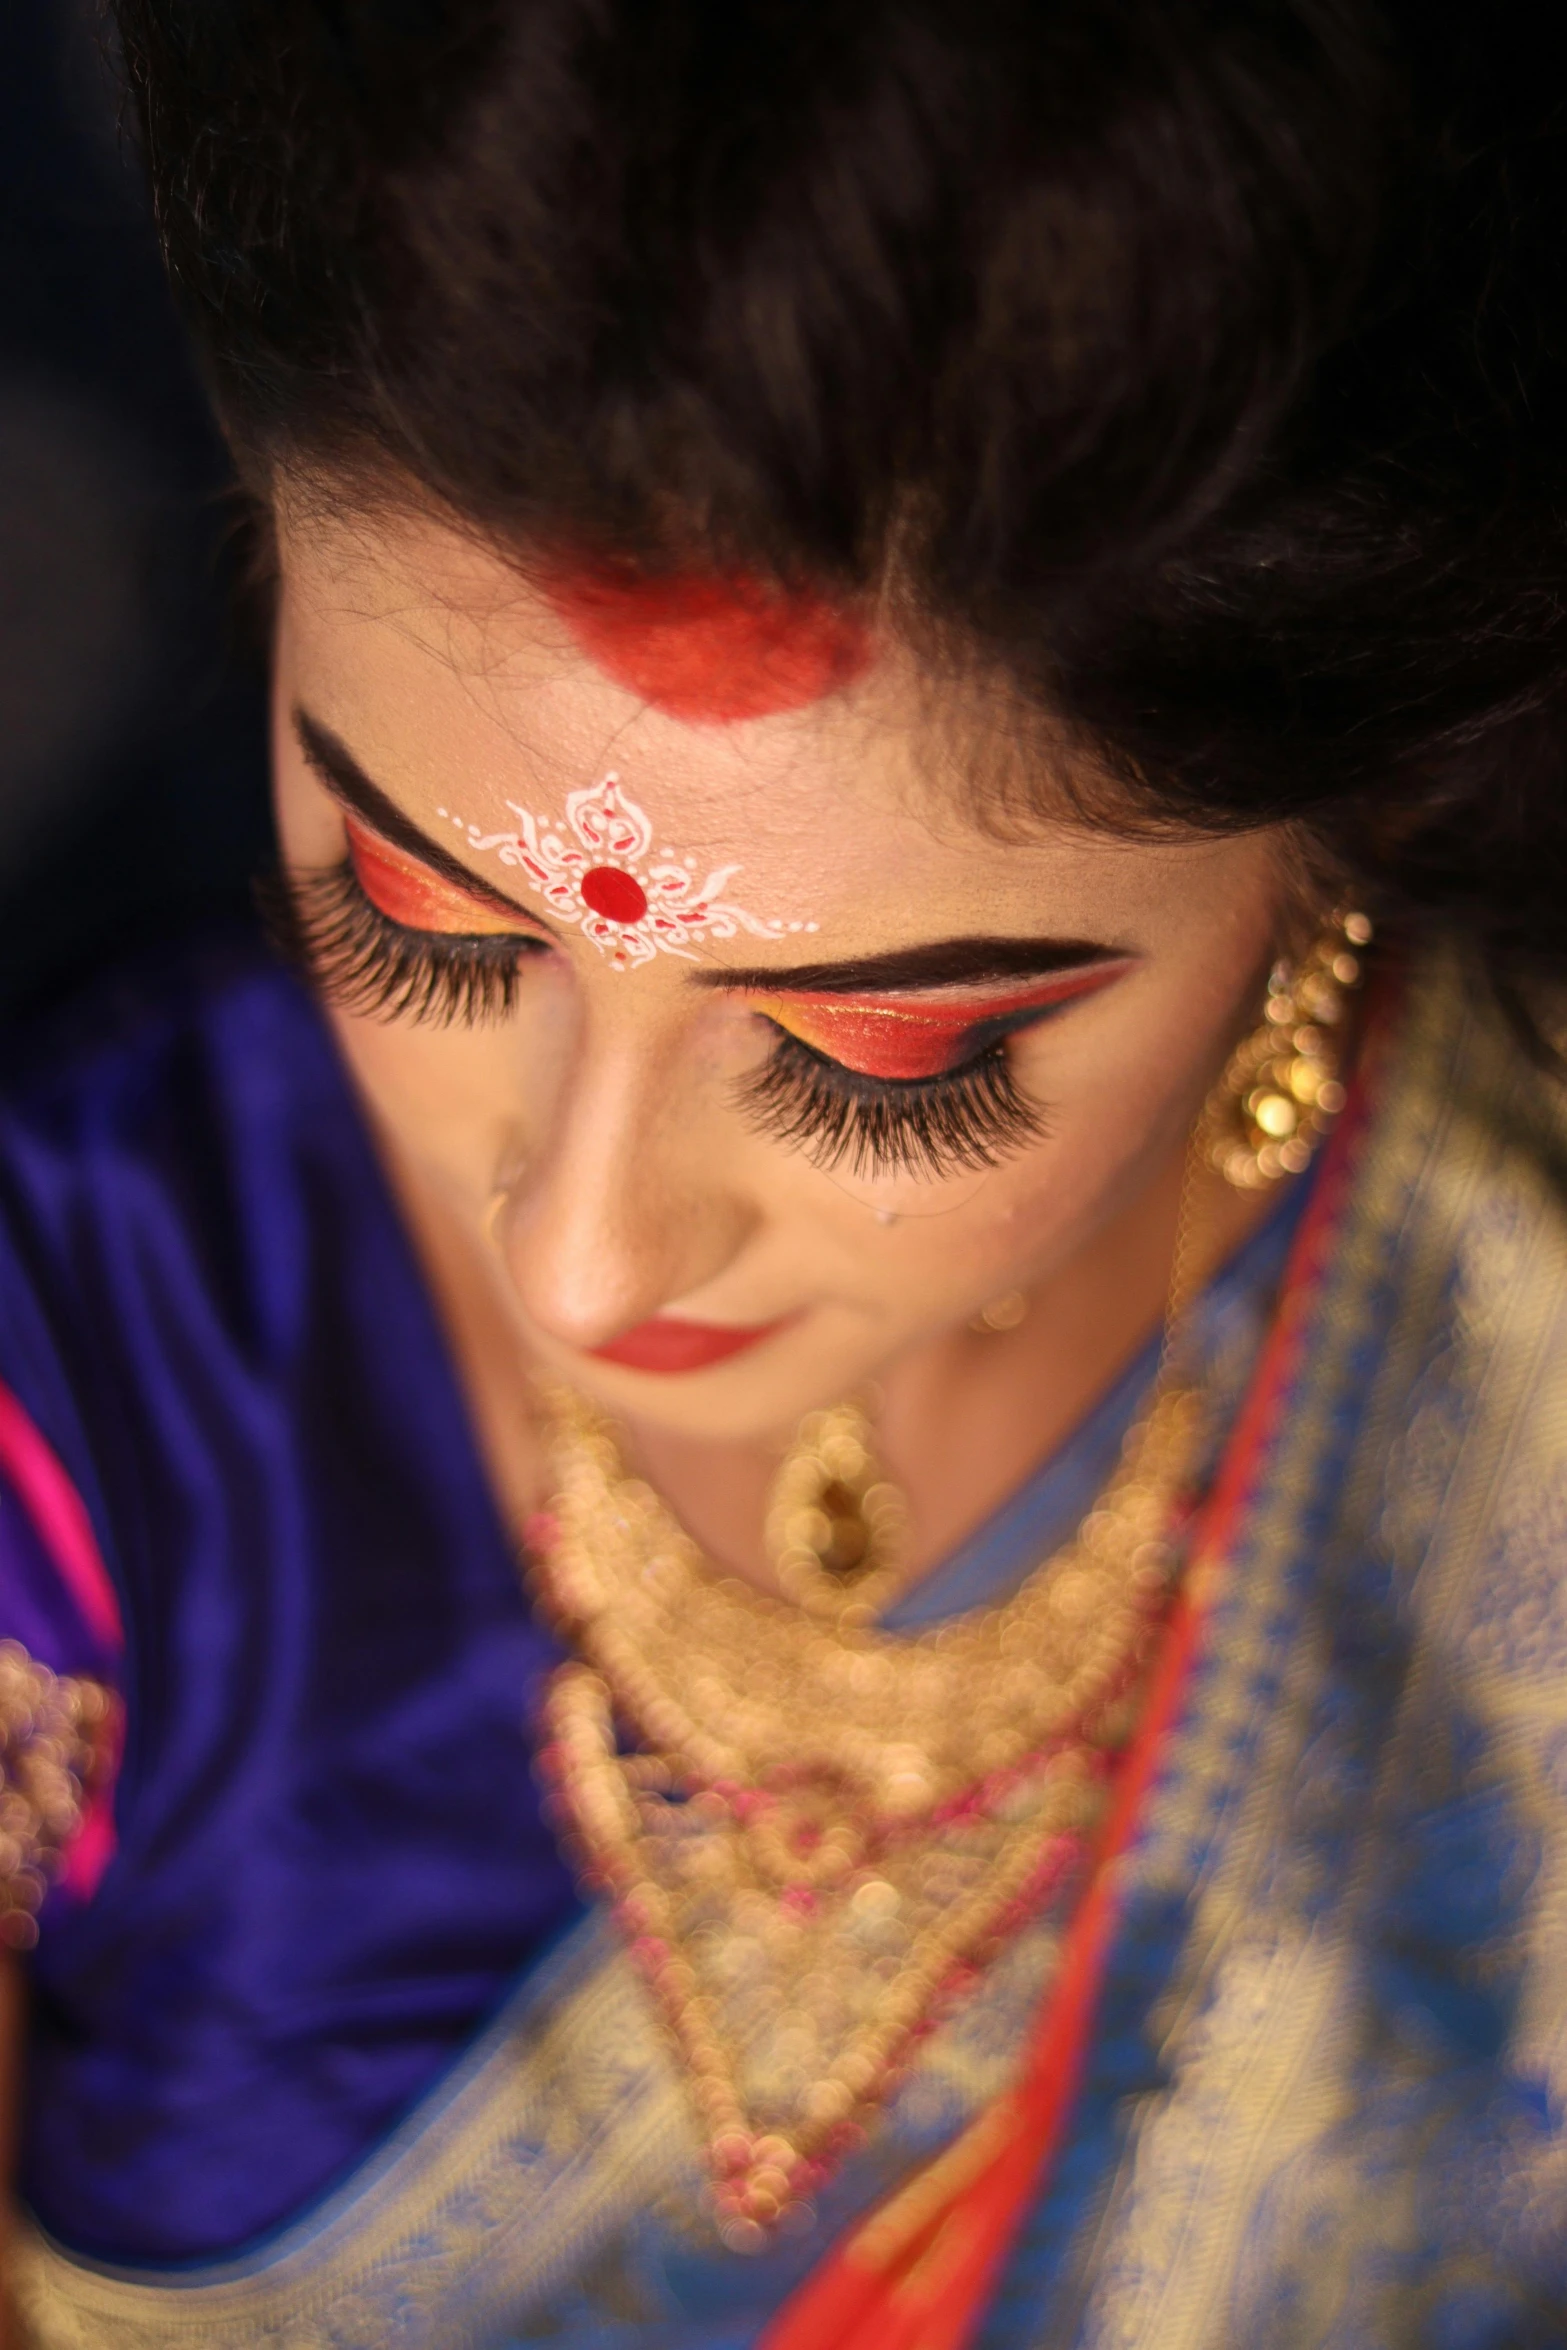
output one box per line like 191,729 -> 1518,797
973,967 -> 1567,2350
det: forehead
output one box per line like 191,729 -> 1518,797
274,498 -> 1243,943
281,501 -> 895,816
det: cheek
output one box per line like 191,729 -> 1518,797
1009,936 -> 1269,1218
1017,968 -> 1234,1147
335,1009 -> 504,1151
326,984 -> 576,1198
907,955 -> 1261,1275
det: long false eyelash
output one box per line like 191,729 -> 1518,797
264,860 -> 1045,1176
740,1027 -> 1047,1182
259,860 -> 546,1026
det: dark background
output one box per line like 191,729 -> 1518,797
0,0 -> 270,1020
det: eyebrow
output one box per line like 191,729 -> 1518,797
697,940 -> 1132,995
293,703 -> 1133,993
292,708 -> 551,927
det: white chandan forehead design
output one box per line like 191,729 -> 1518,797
437,771 -> 815,967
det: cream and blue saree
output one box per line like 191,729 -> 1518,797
12,949 -> 1567,2348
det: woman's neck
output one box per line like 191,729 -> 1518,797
622,1143 -> 1275,1593
382,1122 -> 1281,1603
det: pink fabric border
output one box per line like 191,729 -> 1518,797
0,1380 -> 122,1896
0,1381 -> 122,1651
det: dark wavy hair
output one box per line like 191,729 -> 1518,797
114,0 -> 1567,1026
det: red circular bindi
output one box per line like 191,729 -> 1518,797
580,865 -> 649,925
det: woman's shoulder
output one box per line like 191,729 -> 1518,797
0,925 -> 371,1381
0,923 -> 421,1657
0,918 -> 487,1569
1368,951 -> 1567,1589
0,923 -> 340,1175
0,939 -> 312,1944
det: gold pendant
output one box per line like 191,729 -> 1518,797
763,1399 -> 908,1623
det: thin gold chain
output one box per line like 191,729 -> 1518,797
1159,1130 -> 1207,1383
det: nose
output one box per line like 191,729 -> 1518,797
497,1015 -> 756,1349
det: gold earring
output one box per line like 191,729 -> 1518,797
1198,910 -> 1372,1191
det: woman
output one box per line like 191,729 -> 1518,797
3,1 -> 1567,2342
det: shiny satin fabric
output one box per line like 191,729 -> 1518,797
0,935 -> 581,2262
14,949 -> 1567,2346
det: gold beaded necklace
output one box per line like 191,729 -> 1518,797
527,1304 -> 1210,2245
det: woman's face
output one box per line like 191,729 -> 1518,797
273,501 -> 1287,1440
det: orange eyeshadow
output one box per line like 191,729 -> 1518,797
749,964 -> 1130,1080
345,816 -> 527,937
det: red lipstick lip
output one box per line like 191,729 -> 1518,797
588,1315 -> 792,1374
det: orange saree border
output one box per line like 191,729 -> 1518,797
758,1032 -> 1380,2350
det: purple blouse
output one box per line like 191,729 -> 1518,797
0,932 -> 580,2265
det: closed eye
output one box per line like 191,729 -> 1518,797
737,1026 -> 1048,1180
745,961 -> 1132,1082
263,852 -> 551,1026
733,964 -> 1128,1180
343,814 -> 541,939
